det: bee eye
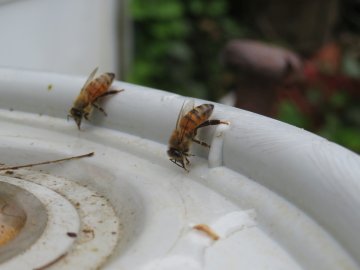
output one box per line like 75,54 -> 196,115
71,108 -> 82,118
167,148 -> 182,158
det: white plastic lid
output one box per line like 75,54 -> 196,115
0,68 -> 359,269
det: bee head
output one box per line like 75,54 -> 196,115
167,147 -> 189,171
106,72 -> 115,81
167,147 -> 183,160
69,108 -> 83,129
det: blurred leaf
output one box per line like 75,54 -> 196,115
207,2 -> 227,17
167,42 -> 192,61
221,18 -> 247,38
150,20 -> 189,39
182,81 -> 208,99
306,88 -> 322,104
278,101 -> 309,128
132,0 -> 183,20
189,0 -> 204,15
335,127 -> 360,152
319,113 -> 339,138
329,91 -> 348,108
345,106 -> 360,126
320,115 -> 360,153
342,51 -> 360,78
145,43 -> 169,58
127,59 -> 162,84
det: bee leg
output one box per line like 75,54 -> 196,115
183,158 -> 189,172
92,90 -> 123,116
92,103 -> 108,116
192,138 -> 210,148
170,159 -> 189,172
195,120 -> 229,131
97,89 -> 124,99
192,127 -> 210,148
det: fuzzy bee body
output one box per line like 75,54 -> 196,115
167,101 -> 228,171
69,68 -> 123,129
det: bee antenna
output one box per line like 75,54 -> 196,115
170,159 -> 185,169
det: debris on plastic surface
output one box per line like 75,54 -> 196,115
193,224 -> 220,241
0,152 -> 94,171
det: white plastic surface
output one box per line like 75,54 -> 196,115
0,68 -> 359,269
0,0 -> 118,75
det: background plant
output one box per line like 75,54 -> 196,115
128,0 -> 360,153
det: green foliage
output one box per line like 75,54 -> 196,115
329,91 -> 348,108
132,1 -> 183,20
342,51 -> 360,78
278,101 -> 310,129
188,1 -> 227,16
128,0 -> 359,153
128,0 -> 246,100
323,91 -> 360,153
278,91 -> 360,153
319,113 -> 360,153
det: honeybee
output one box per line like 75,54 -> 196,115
167,100 -> 229,171
68,67 -> 124,129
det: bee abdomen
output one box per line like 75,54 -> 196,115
95,73 -> 114,86
194,104 -> 213,116
191,104 -> 214,122
179,104 -> 214,134
105,73 -> 115,82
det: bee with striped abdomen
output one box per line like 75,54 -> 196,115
68,67 -> 124,129
167,100 -> 229,171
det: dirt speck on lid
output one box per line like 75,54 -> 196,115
66,232 -> 78,238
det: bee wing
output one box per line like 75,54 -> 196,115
175,99 -> 194,131
80,67 -> 98,93
175,99 -> 195,142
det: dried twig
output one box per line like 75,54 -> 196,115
193,224 -> 220,241
0,152 -> 94,171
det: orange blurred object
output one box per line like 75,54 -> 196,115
0,198 -> 26,246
